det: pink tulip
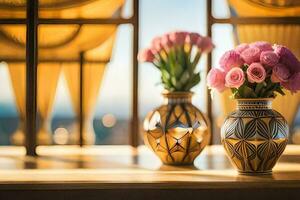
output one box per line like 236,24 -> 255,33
137,48 -> 155,62
225,67 -> 245,89
260,51 -> 279,67
281,72 -> 300,92
169,31 -> 188,46
219,50 -> 244,72
161,34 -> 173,50
187,32 -> 202,45
196,36 -> 214,53
241,47 -> 261,64
271,63 -> 290,83
250,41 -> 273,52
246,63 -> 266,83
235,43 -> 249,54
151,36 -> 163,52
207,68 -> 226,92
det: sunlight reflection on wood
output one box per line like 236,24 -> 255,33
0,145 -> 298,188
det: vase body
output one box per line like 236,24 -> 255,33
144,92 -> 211,165
221,99 -> 289,174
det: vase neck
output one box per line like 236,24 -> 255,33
237,99 -> 273,110
163,92 -> 192,104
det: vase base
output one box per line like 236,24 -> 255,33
238,170 -> 272,175
162,162 -> 194,166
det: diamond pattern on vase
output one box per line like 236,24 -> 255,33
144,95 -> 210,165
221,100 -> 289,174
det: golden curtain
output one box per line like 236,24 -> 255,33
64,34 -> 116,144
0,0 -> 124,19
63,63 -> 106,144
8,63 -> 25,145
37,63 -> 62,144
8,63 -> 62,145
220,0 -> 300,126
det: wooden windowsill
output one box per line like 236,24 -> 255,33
0,145 -> 299,199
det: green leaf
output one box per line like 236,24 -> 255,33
275,86 -> 285,96
239,85 -> 257,98
161,69 -> 173,89
263,90 -> 275,98
157,47 -> 204,91
231,88 -> 240,98
241,64 -> 248,71
178,71 -> 190,87
255,82 -> 267,97
174,63 -> 184,78
171,77 -> 177,88
260,82 -> 279,97
190,52 -> 201,73
161,68 -> 170,79
183,73 -> 201,91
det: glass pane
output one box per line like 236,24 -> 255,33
122,0 -> 133,19
212,0 -> 230,19
94,24 -> 132,145
0,24 -> 26,145
211,24 -> 234,144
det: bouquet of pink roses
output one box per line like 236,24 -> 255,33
138,31 -> 214,91
207,41 -> 300,98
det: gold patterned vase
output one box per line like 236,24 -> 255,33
221,98 -> 289,174
143,92 -> 211,165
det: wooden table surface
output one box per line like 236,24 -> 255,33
0,145 -> 299,200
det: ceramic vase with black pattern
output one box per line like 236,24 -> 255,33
143,92 -> 211,165
221,98 -> 289,174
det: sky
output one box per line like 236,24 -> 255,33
0,0 -> 234,119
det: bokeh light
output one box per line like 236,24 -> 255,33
102,114 -> 117,128
53,127 -> 69,145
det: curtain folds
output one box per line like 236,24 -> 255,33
8,63 -> 62,145
0,0 -> 124,19
63,63 -> 106,144
8,63 -> 25,145
0,24 -> 117,60
37,63 -> 62,144
219,0 -> 300,126
63,34 -> 116,144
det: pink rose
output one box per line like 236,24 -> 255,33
274,45 -> 300,73
235,43 -> 249,54
225,67 -> 245,89
271,63 -> 290,83
137,48 -> 155,62
196,36 -> 214,53
241,47 -> 261,64
219,50 -> 244,72
281,72 -> 300,92
207,68 -> 226,92
250,41 -> 273,52
151,36 -> 163,52
187,32 -> 202,45
260,51 -> 279,67
161,34 -> 173,50
246,63 -> 266,83
169,31 -> 188,46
